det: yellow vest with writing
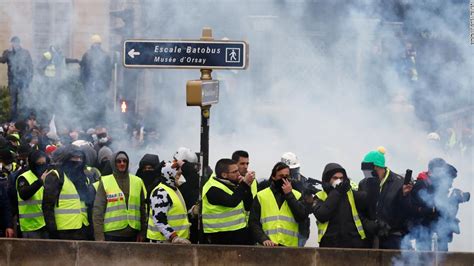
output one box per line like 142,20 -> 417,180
101,174 -> 144,232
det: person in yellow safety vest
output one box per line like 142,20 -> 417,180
249,162 -> 308,247
43,146 -> 92,240
147,162 -> 191,244
93,151 -> 147,242
202,158 -> 255,245
16,150 -> 50,239
313,163 -> 368,248
281,151 -> 311,247
231,150 -> 258,198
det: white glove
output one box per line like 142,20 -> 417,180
171,236 -> 191,244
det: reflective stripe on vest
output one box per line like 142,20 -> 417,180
102,174 -> 144,232
52,170 -> 89,230
315,187 -> 366,243
257,188 -> 301,247
147,183 -> 190,240
202,177 -> 247,233
16,170 -> 45,232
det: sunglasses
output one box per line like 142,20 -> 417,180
116,159 -> 128,163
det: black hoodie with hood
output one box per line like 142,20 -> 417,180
93,151 -> 147,241
313,163 -> 369,248
16,150 -> 49,201
135,153 -> 161,200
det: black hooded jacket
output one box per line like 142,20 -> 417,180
16,150 -> 49,201
135,153 -> 161,199
313,163 -> 368,248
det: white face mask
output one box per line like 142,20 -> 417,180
331,179 -> 342,188
176,174 -> 186,187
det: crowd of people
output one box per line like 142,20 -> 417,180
0,117 -> 469,251
0,9 -> 470,251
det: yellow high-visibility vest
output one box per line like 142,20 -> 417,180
52,171 -> 89,230
202,177 -> 247,233
101,174 -> 144,232
16,170 -> 45,232
147,183 -> 190,240
257,187 -> 301,247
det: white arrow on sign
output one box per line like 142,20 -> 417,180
128,49 -> 140,59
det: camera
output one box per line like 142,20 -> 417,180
302,176 -> 322,196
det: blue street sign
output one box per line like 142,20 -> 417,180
123,40 -> 248,69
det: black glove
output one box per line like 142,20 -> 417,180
336,179 -> 350,194
376,220 -> 391,238
322,182 -> 333,193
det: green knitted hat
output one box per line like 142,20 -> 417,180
363,150 -> 385,168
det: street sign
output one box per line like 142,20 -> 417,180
123,40 -> 248,69
186,80 -> 219,106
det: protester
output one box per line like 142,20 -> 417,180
202,158 -> 254,245
43,146 -> 92,240
249,162 -> 307,247
16,150 -> 49,239
313,163 -> 368,248
0,37 -> 33,120
147,162 -> 191,244
410,158 -> 468,251
93,151 -> 147,242
358,148 -> 413,249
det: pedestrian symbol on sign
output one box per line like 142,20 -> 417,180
226,48 -> 240,63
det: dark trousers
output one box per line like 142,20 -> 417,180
55,227 -> 88,241
22,228 -> 49,239
104,234 -> 136,242
205,228 -> 250,245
